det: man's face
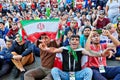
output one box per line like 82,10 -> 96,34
12,23 -> 17,30
0,23 -> 4,30
84,20 -> 91,26
15,34 -> 23,43
83,28 -> 91,37
69,37 -> 80,49
76,12 -> 80,17
99,13 -> 104,19
6,41 -> 12,49
41,35 -> 50,45
67,31 -> 73,38
91,33 -> 100,44
82,14 -> 86,19
2,16 -> 6,22
70,21 -> 76,28
8,18 -> 12,22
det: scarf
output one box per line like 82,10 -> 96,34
67,46 -> 78,62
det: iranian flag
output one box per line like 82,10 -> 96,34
20,19 -> 59,42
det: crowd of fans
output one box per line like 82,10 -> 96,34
0,0 -> 120,80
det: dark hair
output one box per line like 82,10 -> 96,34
39,33 -> 48,40
0,22 -> 4,25
66,29 -> 72,35
70,35 -> 80,40
6,39 -> 13,44
37,33 -> 48,47
8,17 -> 13,21
82,26 -> 91,34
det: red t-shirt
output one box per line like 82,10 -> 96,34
96,18 -> 110,29
7,28 -> 19,37
87,44 -> 107,68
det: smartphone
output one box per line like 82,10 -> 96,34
96,29 -> 102,34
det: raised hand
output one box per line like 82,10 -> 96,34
101,48 -> 115,57
39,42 -> 48,51
102,30 -> 111,37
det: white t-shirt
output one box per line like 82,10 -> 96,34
106,0 -> 120,15
100,31 -> 118,43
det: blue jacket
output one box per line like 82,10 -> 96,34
9,40 -> 33,58
63,38 -> 70,46
0,47 -> 12,62
0,27 -> 9,40
80,34 -> 87,48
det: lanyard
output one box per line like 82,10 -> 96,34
69,53 -> 76,71
98,45 -> 103,65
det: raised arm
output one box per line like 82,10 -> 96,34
105,5 -> 109,17
39,43 -> 63,53
103,30 -> 120,47
85,30 -> 93,50
84,30 -> 114,57
82,49 -> 101,56
82,48 -> 114,57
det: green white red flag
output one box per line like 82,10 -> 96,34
20,19 -> 59,42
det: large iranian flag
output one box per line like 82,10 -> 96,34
20,19 -> 59,42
